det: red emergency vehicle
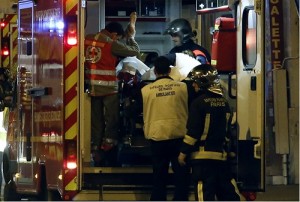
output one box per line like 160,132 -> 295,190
2,0 -> 298,201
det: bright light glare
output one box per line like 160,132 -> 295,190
67,161 -> 77,169
2,49 -> 9,56
67,37 -> 77,45
56,21 -> 64,30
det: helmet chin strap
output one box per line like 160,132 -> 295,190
208,84 -> 223,96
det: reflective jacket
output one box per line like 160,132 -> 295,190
85,29 -> 140,96
180,91 -> 232,162
142,76 -> 188,141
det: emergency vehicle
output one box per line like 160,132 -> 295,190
2,0 -> 299,201
0,13 -> 17,70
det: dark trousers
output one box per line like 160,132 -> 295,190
192,160 -> 243,201
150,138 -> 190,201
91,94 -> 120,147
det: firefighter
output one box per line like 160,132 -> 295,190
177,64 -> 244,201
164,18 -> 211,108
164,18 -> 211,64
141,56 -> 190,201
85,12 -> 140,166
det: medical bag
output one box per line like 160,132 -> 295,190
211,17 -> 236,72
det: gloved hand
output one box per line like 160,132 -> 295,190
178,152 -> 187,166
125,12 -> 137,38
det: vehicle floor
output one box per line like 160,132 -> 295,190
0,182 -> 298,201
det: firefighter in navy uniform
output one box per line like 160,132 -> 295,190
164,18 -> 212,107
164,18 -> 211,65
85,12 -> 140,166
178,64 -> 244,201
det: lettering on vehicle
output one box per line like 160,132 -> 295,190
204,98 -> 226,107
35,8 -> 61,21
269,0 -> 283,69
34,111 -> 61,122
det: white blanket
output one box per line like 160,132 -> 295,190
169,53 -> 201,81
116,56 -> 150,76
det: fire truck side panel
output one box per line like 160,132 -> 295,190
0,14 -> 17,69
5,0 -> 298,200
235,0 -> 264,191
7,0 -> 79,200
15,1 -> 36,195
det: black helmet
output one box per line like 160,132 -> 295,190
187,64 -> 223,95
164,18 -> 194,43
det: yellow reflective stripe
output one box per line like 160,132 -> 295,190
65,176 -> 77,191
3,57 -> 9,68
65,97 -> 77,119
87,69 -> 116,75
200,134 -> 207,141
89,80 -> 117,86
183,135 -> 197,145
65,69 -> 77,93
201,114 -> 210,140
65,121 -> 77,140
197,181 -> 204,201
65,46 -> 77,67
11,15 -> 17,23
66,0 -> 77,15
191,149 -> 227,161
65,96 -> 77,140
65,47 -> 77,92
3,25 -> 9,37
231,178 -> 246,200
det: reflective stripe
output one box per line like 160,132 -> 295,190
86,69 -> 116,76
197,181 -> 204,202
231,178 -> 246,200
183,134 -> 197,145
191,147 -> 227,161
201,114 -> 210,140
89,80 -> 117,86
65,175 -> 77,191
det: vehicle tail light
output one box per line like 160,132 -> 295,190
66,22 -> 77,46
1,37 -> 10,56
0,22 -> 6,28
2,46 -> 9,56
64,141 -> 77,169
